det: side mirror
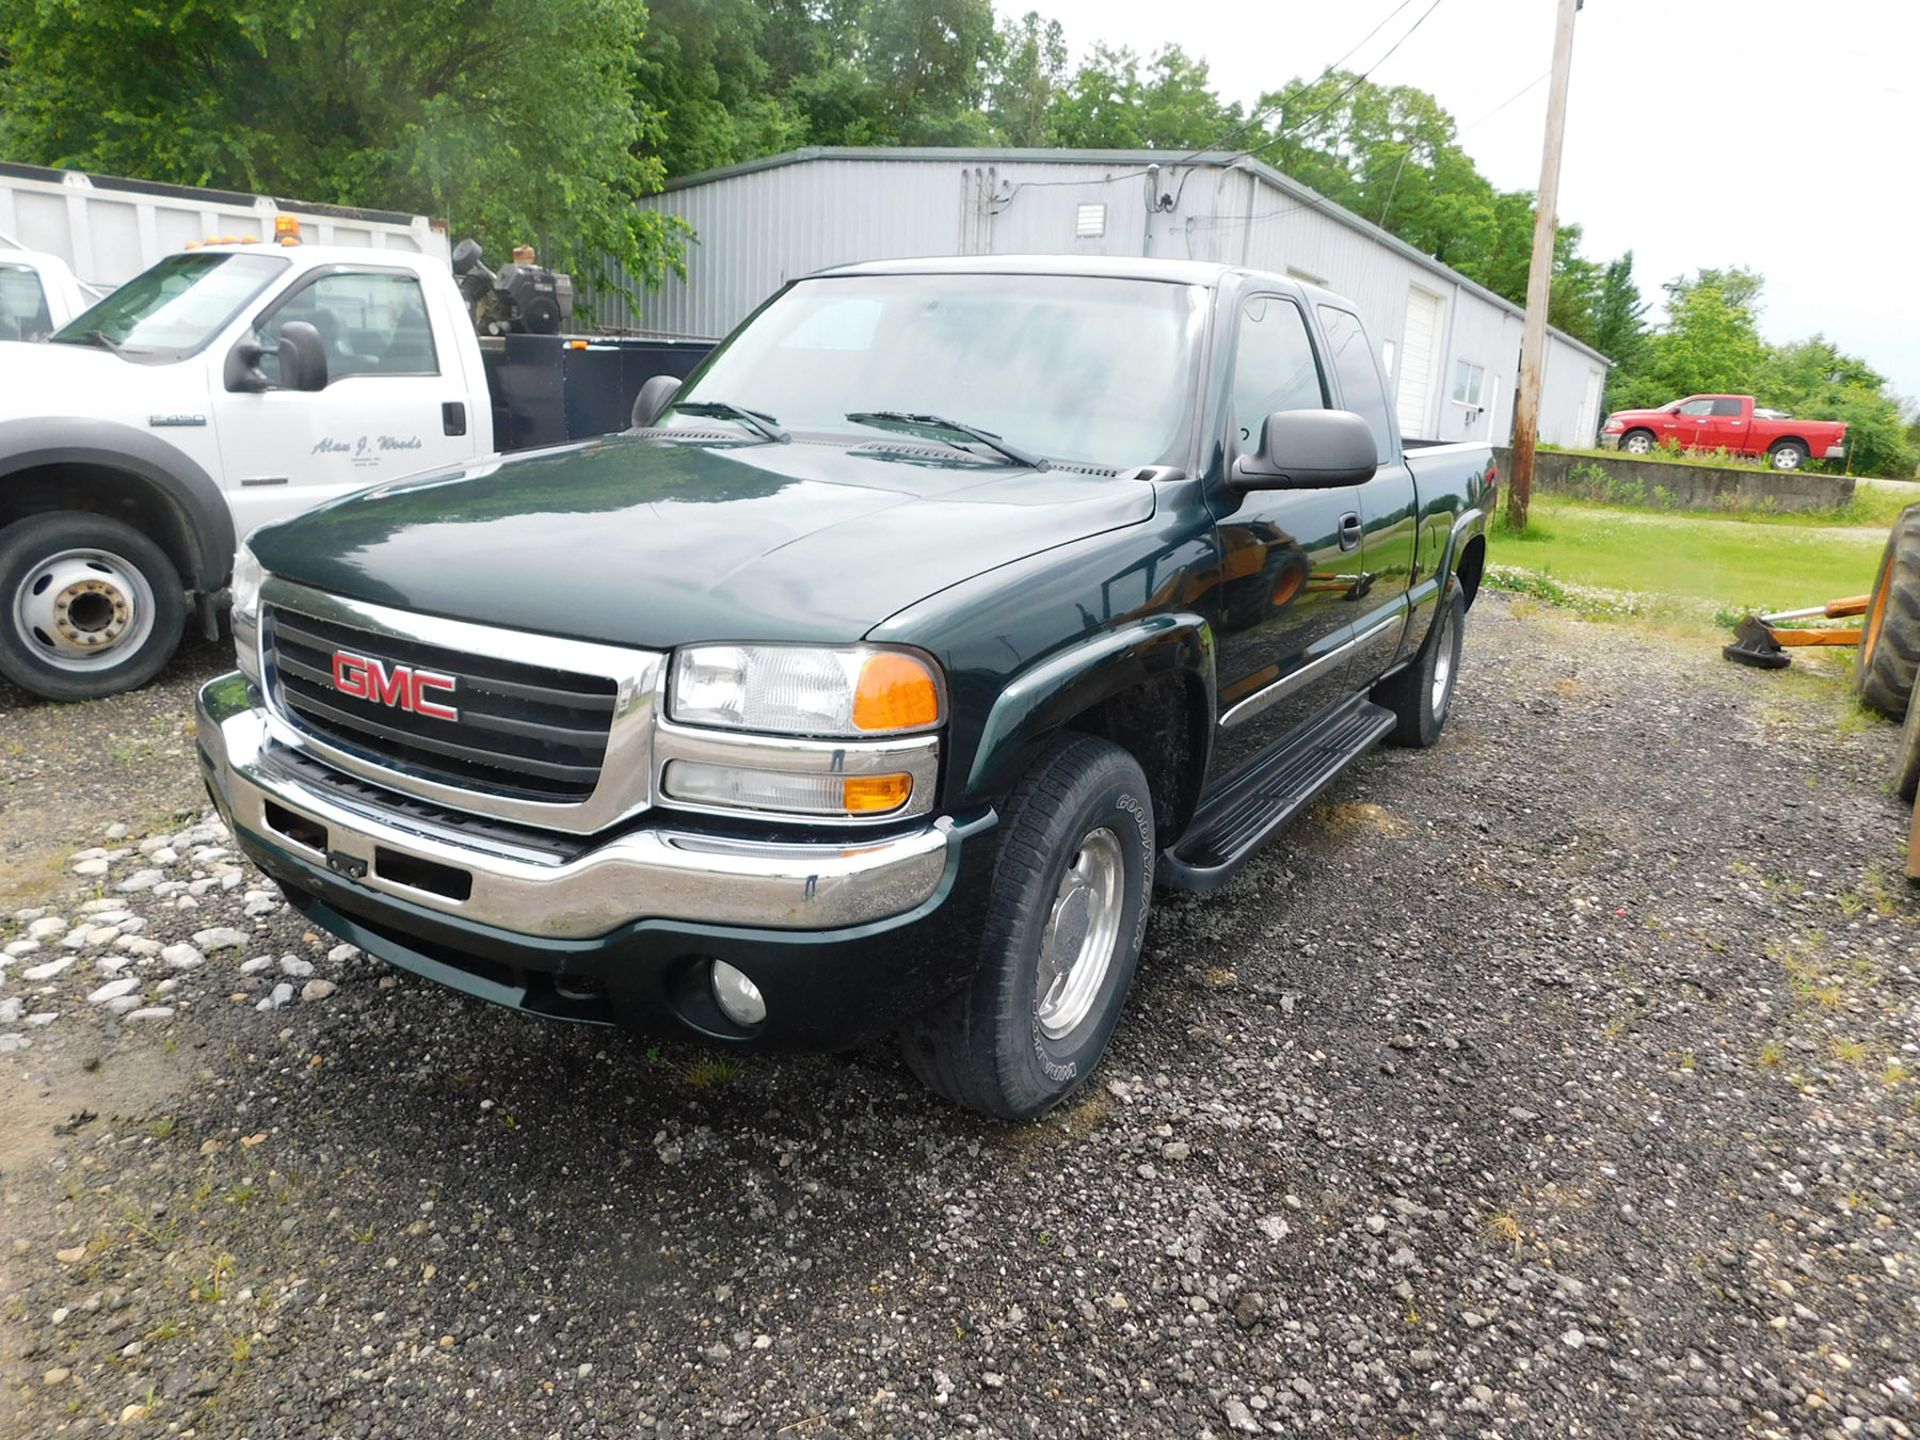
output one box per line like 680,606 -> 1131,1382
277,321 -> 329,392
630,374 -> 682,430
1231,409 -> 1377,489
223,321 -> 329,393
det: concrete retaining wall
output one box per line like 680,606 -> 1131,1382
1493,448 -> 1854,513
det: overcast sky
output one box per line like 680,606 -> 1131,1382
1033,0 -> 1919,401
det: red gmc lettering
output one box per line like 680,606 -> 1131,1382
330,650 -> 459,722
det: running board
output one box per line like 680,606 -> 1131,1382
1160,697 -> 1396,892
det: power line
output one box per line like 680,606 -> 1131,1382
1171,0 -> 1427,164
992,0 -> 1451,209
1228,0 -> 1453,168
1460,70 -> 1550,134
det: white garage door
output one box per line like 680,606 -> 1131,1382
1396,286 -> 1444,439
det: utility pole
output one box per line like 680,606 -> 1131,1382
1505,0 -> 1581,532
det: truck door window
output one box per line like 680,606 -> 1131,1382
0,262 -> 54,343
255,270 -> 439,384
1315,305 -> 1394,461
1709,398 -> 1744,417
1228,296 -> 1325,447
1676,399 -> 1714,416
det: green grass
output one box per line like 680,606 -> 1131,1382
1496,496 -> 1885,611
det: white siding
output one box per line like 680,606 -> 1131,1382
617,149 -> 1613,446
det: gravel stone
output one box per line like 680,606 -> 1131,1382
192,927 -> 249,951
19,956 -> 74,981
86,978 -> 139,1004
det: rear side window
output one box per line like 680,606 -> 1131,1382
1316,306 -> 1393,461
256,270 -> 439,384
1709,397 -> 1743,417
1228,295 -> 1326,447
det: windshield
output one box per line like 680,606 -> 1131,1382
51,251 -> 288,359
665,273 -> 1208,467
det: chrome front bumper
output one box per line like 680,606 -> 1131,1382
196,673 -> 962,939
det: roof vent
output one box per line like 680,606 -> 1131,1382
1075,203 -> 1106,239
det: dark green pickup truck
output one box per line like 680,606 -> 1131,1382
196,256 -> 1494,1118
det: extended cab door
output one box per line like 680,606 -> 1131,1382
213,263 -> 483,536
1206,291 -> 1362,784
1316,303 -> 1416,681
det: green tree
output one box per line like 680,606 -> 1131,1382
1049,43 -> 1238,150
1613,268 -> 1770,409
987,10 -> 1067,148
0,0 -> 686,302
633,0 -> 802,177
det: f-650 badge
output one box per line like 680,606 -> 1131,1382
331,650 -> 459,721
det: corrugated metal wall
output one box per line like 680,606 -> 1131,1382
611,152 -> 1610,447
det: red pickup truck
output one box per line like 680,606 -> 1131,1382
1600,394 -> 1847,471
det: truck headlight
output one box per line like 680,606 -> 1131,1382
669,645 -> 944,737
231,541 -> 265,685
230,541 -> 264,624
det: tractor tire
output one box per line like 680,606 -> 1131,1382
1855,504 -> 1920,720
1895,687 -> 1920,804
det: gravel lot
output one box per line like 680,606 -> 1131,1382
2,597 -> 1917,1438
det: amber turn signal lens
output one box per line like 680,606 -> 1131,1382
841,773 -> 913,812
851,653 -> 941,732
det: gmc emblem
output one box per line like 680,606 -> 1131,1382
331,649 -> 459,722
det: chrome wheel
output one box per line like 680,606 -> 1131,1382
1623,433 -> 1653,455
1430,601 -> 1456,720
9,547 -> 156,673
1772,446 -> 1802,470
1035,827 -> 1124,1041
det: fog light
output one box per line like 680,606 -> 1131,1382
710,960 -> 766,1026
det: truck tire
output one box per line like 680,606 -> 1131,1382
1855,505 -> 1920,720
0,512 -> 186,702
1372,583 -> 1465,748
1769,440 -> 1810,471
1620,429 -> 1656,455
901,734 -> 1155,1120
1894,688 -> 1920,804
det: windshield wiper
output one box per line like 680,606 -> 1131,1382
846,411 -> 1050,471
669,400 -> 789,443
73,329 -> 128,356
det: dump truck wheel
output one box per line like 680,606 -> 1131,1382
1854,504 -> 1920,720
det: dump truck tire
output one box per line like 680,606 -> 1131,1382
1855,504 -> 1920,720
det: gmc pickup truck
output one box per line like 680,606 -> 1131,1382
195,257 -> 1495,1118
0,233 -> 707,703
1600,393 -> 1847,470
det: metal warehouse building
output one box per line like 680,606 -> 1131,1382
607,147 -> 1611,449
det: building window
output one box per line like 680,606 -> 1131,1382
1075,203 -> 1106,239
1452,359 -> 1486,408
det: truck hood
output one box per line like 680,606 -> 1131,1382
248,435 -> 1157,648
0,341 -> 140,418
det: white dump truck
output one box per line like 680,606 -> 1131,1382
0,164 -> 712,702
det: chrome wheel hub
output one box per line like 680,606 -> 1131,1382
11,549 -> 155,671
1035,827 -> 1125,1041
1774,448 -> 1800,470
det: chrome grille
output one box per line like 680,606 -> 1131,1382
264,604 -> 619,802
